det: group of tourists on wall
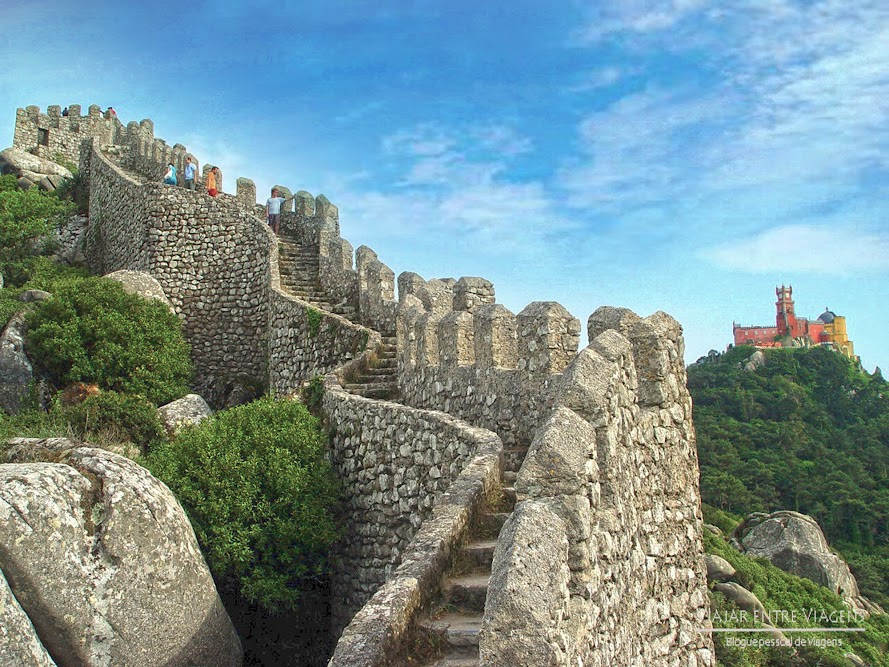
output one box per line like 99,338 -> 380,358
162,156 -> 220,197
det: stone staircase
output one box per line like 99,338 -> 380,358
277,237 -> 357,319
340,335 -> 399,400
410,459 -> 524,666
274,234 -> 533,663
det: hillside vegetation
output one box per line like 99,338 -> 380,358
690,345 -> 888,606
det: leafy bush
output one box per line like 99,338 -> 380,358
705,531 -> 889,666
53,171 -> 88,214
63,391 -> 166,450
145,397 -> 341,612
0,174 -> 73,285
26,276 -> 192,404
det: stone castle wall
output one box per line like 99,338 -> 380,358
396,272 -> 581,449
14,104 -> 124,167
322,381 -> 502,632
11,103 -> 713,667
480,307 -> 713,666
80,140 -> 271,403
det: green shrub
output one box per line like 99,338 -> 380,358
63,391 -> 166,450
702,503 -> 742,535
705,531 -> 889,666
0,175 -> 72,278
145,397 -> 340,612
25,276 -> 192,404
53,171 -> 88,214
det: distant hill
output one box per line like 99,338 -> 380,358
688,345 -> 889,608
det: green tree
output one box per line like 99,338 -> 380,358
25,276 -> 192,404
689,346 -> 889,605
145,397 -> 341,612
0,174 -> 73,286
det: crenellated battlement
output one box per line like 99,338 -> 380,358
395,270 -> 582,447
14,104 -> 259,217
9,102 -> 712,667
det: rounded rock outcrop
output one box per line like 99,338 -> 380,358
103,269 -> 173,310
732,511 -> 863,609
0,439 -> 242,667
157,393 -> 213,434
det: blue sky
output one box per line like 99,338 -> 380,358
2,1 -> 887,372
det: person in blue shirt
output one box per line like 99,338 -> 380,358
183,156 -> 198,191
163,163 -> 177,186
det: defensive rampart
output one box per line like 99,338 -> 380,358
481,307 -> 712,665
11,104 -> 714,667
79,139 -> 271,403
322,380 -> 502,636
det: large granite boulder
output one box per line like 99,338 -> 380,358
0,147 -> 73,180
706,554 -> 736,583
0,313 -> 33,415
732,511 -> 862,608
103,270 -> 173,311
0,439 -> 242,667
157,393 -> 213,434
0,568 -> 57,666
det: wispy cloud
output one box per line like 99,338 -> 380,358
563,0 -> 889,243
702,224 -> 889,274
336,122 -> 578,256
575,0 -> 709,43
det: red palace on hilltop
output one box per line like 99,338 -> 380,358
732,285 -> 856,360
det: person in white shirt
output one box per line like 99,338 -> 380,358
266,188 -> 286,235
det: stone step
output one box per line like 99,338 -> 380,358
362,367 -> 396,377
347,387 -> 400,400
343,382 -> 398,391
502,486 -> 516,510
474,512 -> 510,540
443,573 -> 489,613
461,539 -> 497,569
429,656 -> 479,667
502,448 -> 529,473
418,612 -> 482,653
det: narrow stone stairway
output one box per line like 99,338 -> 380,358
411,457 -> 523,667
341,335 -> 399,400
277,237 -> 357,319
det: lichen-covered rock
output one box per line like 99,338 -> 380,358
742,350 -> 766,372
0,147 -> 73,179
18,289 -> 51,303
706,554 -> 736,583
733,511 -> 861,605
103,269 -> 173,310
0,440 -> 242,667
0,313 -> 33,415
0,567 -> 57,667
157,393 -> 212,434
714,582 -> 768,619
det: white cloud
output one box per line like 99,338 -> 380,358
562,0 -> 889,233
335,122 -> 577,257
567,66 -> 629,92
702,224 -> 889,274
575,0 -> 709,42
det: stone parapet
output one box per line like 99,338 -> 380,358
327,393 -> 501,667
80,139 -> 270,404
481,313 -> 714,667
322,381 -> 503,636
